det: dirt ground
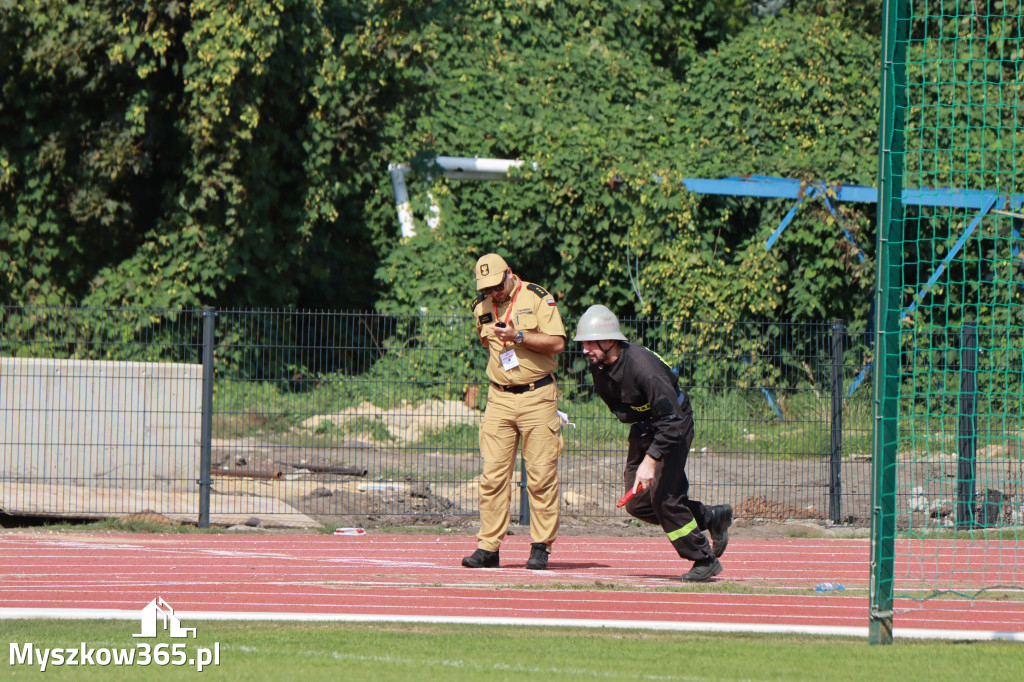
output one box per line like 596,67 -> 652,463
206,434 -> 879,539
167,399 -> 1008,538
5,401 -> 1017,540
206,429 -> 1022,540
5,439 -> 1010,541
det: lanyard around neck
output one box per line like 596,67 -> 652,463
492,279 -> 523,347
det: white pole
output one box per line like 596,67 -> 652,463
388,163 -> 417,238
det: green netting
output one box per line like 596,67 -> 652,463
872,0 -> 1024,643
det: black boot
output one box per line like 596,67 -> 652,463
462,548 -> 500,568
708,504 -> 733,558
682,556 -> 722,582
526,543 -> 549,570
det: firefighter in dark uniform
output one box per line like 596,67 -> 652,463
574,304 -> 732,582
462,253 -> 566,570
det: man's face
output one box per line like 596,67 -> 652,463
581,340 -> 608,365
480,271 -> 510,303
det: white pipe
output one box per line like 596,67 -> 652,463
426,192 -> 441,231
388,163 -> 417,238
433,156 -> 538,180
389,156 -> 538,236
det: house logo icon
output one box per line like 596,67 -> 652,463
133,597 -> 197,638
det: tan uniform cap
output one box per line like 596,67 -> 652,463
475,253 -> 509,290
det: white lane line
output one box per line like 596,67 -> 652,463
2,607 -> 1021,641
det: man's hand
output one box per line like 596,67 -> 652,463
489,324 -> 565,353
633,454 -> 656,493
489,322 -> 517,344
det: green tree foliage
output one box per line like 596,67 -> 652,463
897,1 -> 1024,335
369,0 -> 756,319
3,0 -> 885,337
374,8 -> 880,331
638,13 -> 879,327
778,1 -> 884,34
0,0 -> 387,310
902,1 -> 1023,195
0,1 -> 182,306
677,13 -> 879,184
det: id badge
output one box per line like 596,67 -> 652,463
499,348 -> 520,371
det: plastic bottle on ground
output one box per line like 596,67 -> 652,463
814,582 -> 845,592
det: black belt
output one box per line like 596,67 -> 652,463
491,374 -> 555,394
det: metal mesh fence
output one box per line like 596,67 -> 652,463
1,306 -> 872,528
870,0 -> 1024,639
0,307 -> 206,517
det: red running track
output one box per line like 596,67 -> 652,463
2,533 -> 1022,640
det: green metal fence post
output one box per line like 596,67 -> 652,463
870,0 -> 908,646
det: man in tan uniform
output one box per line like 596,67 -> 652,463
462,253 -> 565,570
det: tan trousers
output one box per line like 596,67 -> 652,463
476,381 -> 562,551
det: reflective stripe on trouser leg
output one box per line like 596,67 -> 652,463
477,387 -> 520,551
664,514 -> 712,561
666,519 -> 698,542
517,382 -> 562,546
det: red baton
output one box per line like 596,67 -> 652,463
616,483 -> 644,508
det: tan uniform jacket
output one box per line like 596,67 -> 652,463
471,276 -> 565,386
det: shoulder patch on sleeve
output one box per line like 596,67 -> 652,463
478,312 -> 494,325
546,298 -> 557,306
526,283 -> 549,298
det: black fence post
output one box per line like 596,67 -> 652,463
518,455 -> 530,526
830,318 -> 845,525
198,307 -> 217,529
957,321 -> 978,528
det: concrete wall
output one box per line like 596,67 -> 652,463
1,357 -> 203,491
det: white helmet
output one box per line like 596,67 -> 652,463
573,304 -> 628,342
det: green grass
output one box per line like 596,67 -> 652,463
313,415 -> 394,442
907,528 -> 1024,541
61,519 -> 211,534
417,422 -> 480,450
4,620 -> 1023,681
0,517 -> 219,534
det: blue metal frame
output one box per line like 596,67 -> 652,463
678,175 -> 1024,210
675,176 -> 1024,399
677,175 -> 1024,258
902,193 -> 1000,318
